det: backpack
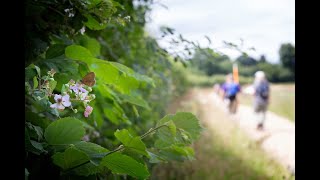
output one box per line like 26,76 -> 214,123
256,81 -> 269,100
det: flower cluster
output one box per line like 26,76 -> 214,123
50,79 -> 95,118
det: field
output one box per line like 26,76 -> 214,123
152,89 -> 293,180
238,84 -> 295,122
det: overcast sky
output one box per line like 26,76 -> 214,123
146,0 -> 295,63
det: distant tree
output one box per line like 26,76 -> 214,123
191,48 -> 231,76
259,55 -> 267,63
236,54 -> 258,66
279,43 -> 295,74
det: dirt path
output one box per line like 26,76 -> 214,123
191,88 -> 295,174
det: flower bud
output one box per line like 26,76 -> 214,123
91,94 -> 96,100
73,109 -> 78,113
87,87 -> 92,92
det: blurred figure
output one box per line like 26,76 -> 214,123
221,74 -> 241,114
213,83 -> 220,94
253,71 -> 270,130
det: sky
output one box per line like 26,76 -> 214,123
146,0 -> 295,63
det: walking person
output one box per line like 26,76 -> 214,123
221,74 -> 241,114
253,71 -> 270,130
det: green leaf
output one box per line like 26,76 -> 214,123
25,111 -> 51,129
46,44 -> 67,59
92,105 -> 103,128
132,105 -> 139,117
158,145 -> 195,162
74,141 -> 109,165
26,122 -> 44,141
33,76 -> 38,89
65,45 -> 154,94
157,112 -> 202,141
167,120 -> 176,137
44,117 -> 85,145
154,138 -> 174,149
30,140 -> 45,152
52,146 -> 90,170
114,129 -> 148,157
65,45 -> 94,62
49,80 -> 57,93
77,35 -> 101,57
101,152 -> 150,179
109,62 -> 155,87
117,92 -> 150,110
25,168 -> 29,180
25,127 -> 46,155
147,150 -> 166,163
84,14 -> 107,30
25,64 -> 40,81
33,65 -> 41,77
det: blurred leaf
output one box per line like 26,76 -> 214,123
84,14 -> 107,30
147,150 -> 166,163
65,45 -> 154,94
33,76 -> 38,89
48,80 -> 57,94
117,92 -> 150,110
158,145 -> 195,161
77,35 -> 101,57
26,122 -> 43,141
46,44 -> 67,59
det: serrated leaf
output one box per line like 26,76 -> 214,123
114,129 -> 148,157
74,141 -> 109,165
52,146 -> 90,170
157,112 -> 202,141
44,117 -> 85,145
101,152 -> 150,179
33,76 -> 38,89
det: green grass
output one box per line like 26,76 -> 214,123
239,84 -> 295,122
186,73 -> 254,87
152,91 -> 294,180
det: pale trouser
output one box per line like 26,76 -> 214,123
254,99 -> 268,125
